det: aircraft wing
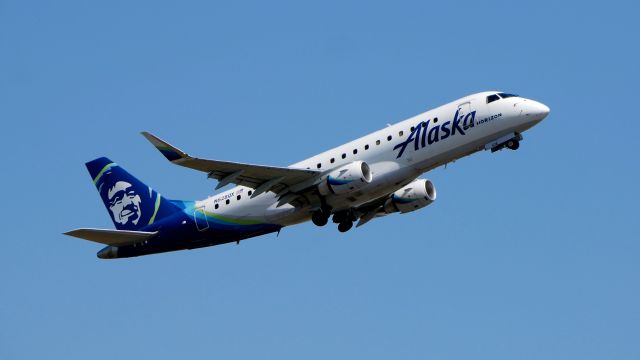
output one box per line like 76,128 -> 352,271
142,132 -> 321,197
64,228 -> 158,246
353,196 -> 390,228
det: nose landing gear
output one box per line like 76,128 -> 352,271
505,139 -> 520,150
487,132 -> 523,152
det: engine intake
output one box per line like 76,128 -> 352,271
383,179 -> 437,214
318,161 -> 372,196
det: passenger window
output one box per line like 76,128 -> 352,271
387,135 -> 392,141
399,131 -> 404,136
342,153 -> 346,159
353,149 -> 357,154
317,163 -> 321,169
248,190 -> 253,196
410,126 -> 415,132
364,144 -> 369,150
376,140 -> 381,145
225,199 -> 230,205
330,158 -> 335,163
215,204 -> 219,209
237,195 -> 241,200
433,117 -> 438,123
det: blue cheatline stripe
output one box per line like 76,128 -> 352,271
328,176 -> 353,186
93,162 -> 115,185
392,195 -> 418,204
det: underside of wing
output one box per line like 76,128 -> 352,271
142,132 -> 321,198
353,196 -> 390,227
64,228 -> 158,246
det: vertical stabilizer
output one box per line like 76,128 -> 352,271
86,157 -> 181,230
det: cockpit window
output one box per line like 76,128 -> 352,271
487,93 -> 519,103
486,94 -> 500,104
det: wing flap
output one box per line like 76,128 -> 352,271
64,228 -> 158,246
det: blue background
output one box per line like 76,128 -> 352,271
1,1 -> 638,358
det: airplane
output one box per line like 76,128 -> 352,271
65,91 -> 550,259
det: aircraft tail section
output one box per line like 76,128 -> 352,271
86,157 -> 182,231
64,228 -> 158,246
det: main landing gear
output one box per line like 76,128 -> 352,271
333,210 -> 356,233
337,221 -> 353,233
311,208 -> 355,233
312,209 -> 329,226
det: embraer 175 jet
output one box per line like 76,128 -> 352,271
65,91 -> 550,259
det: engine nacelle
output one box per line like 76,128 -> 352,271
383,179 -> 437,214
318,161 -> 372,196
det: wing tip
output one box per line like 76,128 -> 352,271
141,131 -> 188,162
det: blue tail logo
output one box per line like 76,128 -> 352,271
86,157 -> 179,230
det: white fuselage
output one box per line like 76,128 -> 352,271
197,91 -> 550,227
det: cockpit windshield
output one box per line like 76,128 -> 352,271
486,94 -> 500,103
486,92 -> 519,104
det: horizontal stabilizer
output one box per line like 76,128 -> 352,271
64,228 -> 158,246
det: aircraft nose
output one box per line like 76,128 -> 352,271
523,100 -> 550,122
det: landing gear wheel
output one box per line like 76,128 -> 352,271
338,221 -> 353,233
506,139 -> 520,150
312,211 -> 329,227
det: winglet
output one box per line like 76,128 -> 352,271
141,131 -> 189,162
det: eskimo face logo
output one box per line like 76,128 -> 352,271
107,181 -> 142,225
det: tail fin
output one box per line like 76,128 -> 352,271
86,157 -> 181,230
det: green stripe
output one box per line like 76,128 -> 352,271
203,210 -> 264,225
147,195 -> 161,225
93,163 -> 115,184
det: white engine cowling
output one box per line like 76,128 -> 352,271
383,179 -> 437,214
318,161 -> 373,196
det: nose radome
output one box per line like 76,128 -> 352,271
536,102 -> 550,117
525,100 -> 550,122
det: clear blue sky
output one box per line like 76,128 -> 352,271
1,1 -> 639,358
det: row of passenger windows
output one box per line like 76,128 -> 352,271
310,119 -> 438,169
213,190 -> 253,209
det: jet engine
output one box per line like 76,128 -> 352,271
383,179 -> 437,214
318,161 -> 372,195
